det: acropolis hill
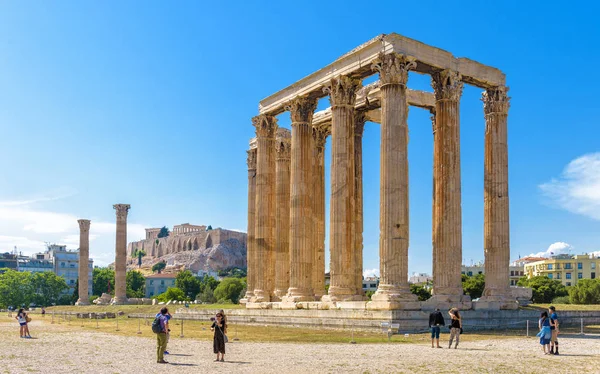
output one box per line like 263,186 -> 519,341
127,223 -> 247,274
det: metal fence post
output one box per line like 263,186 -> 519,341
580,318 -> 584,335
179,318 -> 184,338
116,314 -> 119,331
526,320 -> 529,337
96,315 -> 99,329
137,318 -> 142,334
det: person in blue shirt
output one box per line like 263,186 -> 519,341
549,306 -> 559,355
537,311 -> 551,354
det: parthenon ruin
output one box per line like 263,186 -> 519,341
244,33 -> 516,311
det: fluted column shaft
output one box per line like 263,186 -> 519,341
243,148 -> 257,302
312,126 -> 328,298
431,70 -> 464,298
113,204 -> 130,304
252,115 -> 277,302
369,53 -> 417,308
285,95 -> 318,302
354,115 -> 366,296
482,86 -> 511,299
325,76 -> 361,301
76,219 -> 91,305
274,132 -> 291,299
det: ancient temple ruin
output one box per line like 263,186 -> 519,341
244,33 -> 515,311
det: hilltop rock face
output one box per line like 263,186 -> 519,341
130,238 -> 246,274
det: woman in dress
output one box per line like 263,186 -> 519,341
211,311 -> 227,362
448,308 -> 462,349
537,311 -> 551,354
15,309 -> 30,338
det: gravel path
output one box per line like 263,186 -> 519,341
2,320 -> 599,373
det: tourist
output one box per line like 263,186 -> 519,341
549,306 -> 560,355
537,311 -> 551,354
163,311 -> 172,355
155,307 -> 170,364
15,308 -> 28,338
447,308 -> 462,349
41,307 -> 46,317
428,308 -> 445,348
211,311 -> 227,362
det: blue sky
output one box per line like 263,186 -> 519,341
0,1 -> 598,274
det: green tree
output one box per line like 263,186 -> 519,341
71,279 -> 79,305
156,287 -> 187,302
92,267 -> 115,296
0,270 -> 34,308
126,270 -> 146,298
214,278 -> 245,304
31,271 -> 69,306
152,261 -> 166,274
175,270 -> 202,300
157,226 -> 170,238
199,275 -> 220,293
410,284 -> 432,301
132,249 -> 146,268
462,273 -> 486,299
517,275 -> 568,303
199,286 -> 216,303
206,225 -> 213,230
569,279 -> 600,304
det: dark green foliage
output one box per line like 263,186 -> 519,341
71,279 -> 79,305
92,268 -> 115,296
31,271 -> 69,306
175,270 -> 202,300
126,270 -> 146,298
214,278 -> 245,304
156,287 -> 187,302
157,226 -> 170,238
410,284 -> 432,301
569,279 -> 600,304
217,267 -> 247,278
462,273 -> 486,299
152,262 -> 166,274
517,275 -> 568,303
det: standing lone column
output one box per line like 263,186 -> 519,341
113,204 -> 130,304
368,53 -> 418,309
429,69 -> 470,307
479,86 -> 515,309
274,129 -> 292,299
354,112 -> 366,298
76,219 -> 91,305
242,146 -> 257,303
323,75 -> 362,302
252,115 -> 277,302
312,125 -> 329,298
284,95 -> 318,302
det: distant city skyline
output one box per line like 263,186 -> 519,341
1,2 -> 598,274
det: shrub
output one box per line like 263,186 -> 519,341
551,296 -> 570,304
213,278 -> 245,304
156,287 -> 187,302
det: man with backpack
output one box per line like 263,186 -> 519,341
152,307 -> 170,364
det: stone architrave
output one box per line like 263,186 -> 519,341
76,219 -> 91,306
322,75 -> 362,302
274,129 -> 291,299
353,112 -> 366,297
312,125 -> 329,298
113,204 -> 130,304
428,70 -> 470,307
478,86 -> 516,309
252,115 -> 278,302
242,147 -> 257,303
368,53 -> 418,310
284,95 -> 318,302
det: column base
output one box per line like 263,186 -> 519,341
421,294 -> 472,311
282,287 -> 315,302
273,288 -> 288,300
474,296 -> 518,310
367,285 -> 419,310
251,290 -> 271,303
110,296 -> 128,305
75,299 -> 90,306
323,286 -> 364,302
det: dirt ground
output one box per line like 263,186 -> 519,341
1,319 -> 599,374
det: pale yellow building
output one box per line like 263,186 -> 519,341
524,254 -> 598,287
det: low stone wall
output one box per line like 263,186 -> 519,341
171,308 -> 600,333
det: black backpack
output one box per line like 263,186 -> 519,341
151,315 -> 163,334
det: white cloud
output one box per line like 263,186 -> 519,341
363,268 -> 380,278
529,242 -> 573,258
540,152 -> 600,220
0,235 -> 47,255
590,251 -> 600,258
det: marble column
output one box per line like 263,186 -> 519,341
368,53 -> 418,309
312,125 -> 329,298
113,204 -> 130,304
252,115 -> 277,302
274,129 -> 292,299
284,95 -> 318,302
479,86 -> 515,309
430,110 -> 437,293
242,147 -> 257,303
76,219 -> 91,305
429,69 -> 469,306
354,112 -> 366,297
323,75 -> 362,302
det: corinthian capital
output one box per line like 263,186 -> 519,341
275,138 -> 291,161
78,219 -> 91,232
482,86 -> 510,115
312,124 -> 330,150
431,69 -> 464,101
285,95 -> 318,125
247,148 -> 257,170
325,75 -> 362,108
372,52 -> 417,87
252,114 -> 278,139
113,204 -> 130,220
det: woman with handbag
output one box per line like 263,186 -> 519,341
211,312 -> 227,362
15,309 -> 32,339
